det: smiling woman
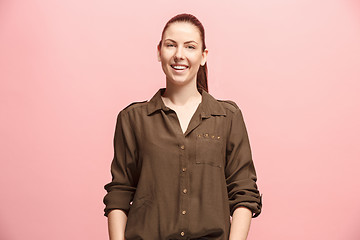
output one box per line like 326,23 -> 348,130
103,13 -> 262,240
157,22 -> 208,95
157,14 -> 209,94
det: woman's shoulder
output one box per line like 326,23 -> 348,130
124,100 -> 148,110
118,100 -> 148,115
215,99 -> 247,123
205,91 -> 242,114
216,99 -> 241,113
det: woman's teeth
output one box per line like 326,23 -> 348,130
172,65 -> 187,70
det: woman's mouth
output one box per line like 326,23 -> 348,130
171,64 -> 188,72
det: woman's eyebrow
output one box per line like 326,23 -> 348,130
164,39 -> 198,44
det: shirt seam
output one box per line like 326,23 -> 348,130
122,101 -> 148,114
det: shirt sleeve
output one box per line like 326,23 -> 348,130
225,106 -> 262,218
103,110 -> 138,217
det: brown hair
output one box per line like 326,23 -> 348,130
158,13 -> 208,93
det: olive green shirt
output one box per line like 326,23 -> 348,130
103,88 -> 262,240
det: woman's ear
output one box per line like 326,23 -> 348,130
201,48 -> 208,66
157,44 -> 161,62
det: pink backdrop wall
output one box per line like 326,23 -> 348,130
1,0 -> 359,239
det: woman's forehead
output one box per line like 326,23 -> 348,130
163,22 -> 201,41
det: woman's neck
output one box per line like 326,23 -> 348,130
162,80 -> 202,106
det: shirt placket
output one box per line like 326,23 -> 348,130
166,110 -> 190,239
179,140 -> 189,239
165,102 -> 207,239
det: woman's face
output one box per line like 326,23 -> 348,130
157,22 -> 208,87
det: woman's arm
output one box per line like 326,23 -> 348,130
107,209 -> 127,240
104,110 -> 138,239
229,207 -> 252,240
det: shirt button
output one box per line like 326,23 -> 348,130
204,133 -> 209,137
180,145 -> 185,150
180,231 -> 185,236
182,167 -> 187,172
182,210 -> 187,215
182,188 -> 187,194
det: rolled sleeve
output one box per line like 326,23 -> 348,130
103,110 -> 138,217
225,106 -> 262,218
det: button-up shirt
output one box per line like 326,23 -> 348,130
103,88 -> 262,240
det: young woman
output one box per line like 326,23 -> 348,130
103,13 -> 262,240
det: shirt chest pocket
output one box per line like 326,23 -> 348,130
195,133 -> 224,168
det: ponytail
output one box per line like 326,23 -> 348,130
197,63 -> 208,93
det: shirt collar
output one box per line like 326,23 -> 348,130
147,88 -> 227,117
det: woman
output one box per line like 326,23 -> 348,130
103,13 -> 262,240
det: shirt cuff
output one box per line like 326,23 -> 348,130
103,190 -> 134,217
230,193 -> 262,218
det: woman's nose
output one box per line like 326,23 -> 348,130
174,47 -> 184,60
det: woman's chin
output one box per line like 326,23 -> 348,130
167,78 -> 193,87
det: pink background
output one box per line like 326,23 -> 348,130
1,0 -> 360,239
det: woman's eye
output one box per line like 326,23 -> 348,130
166,44 -> 175,47
187,45 -> 195,49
